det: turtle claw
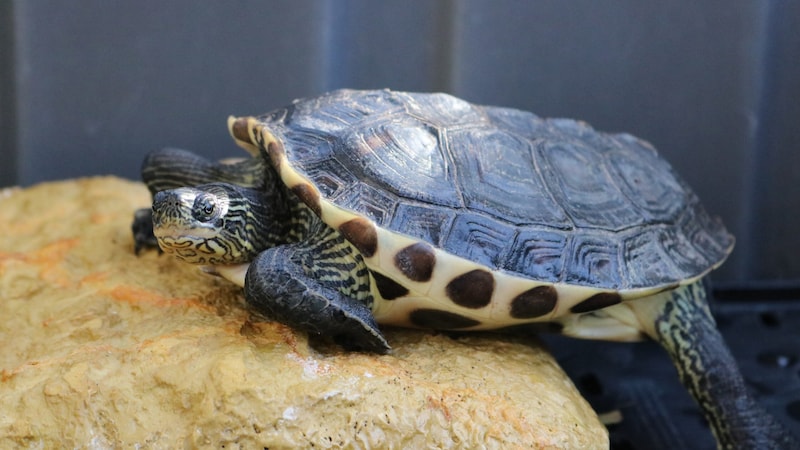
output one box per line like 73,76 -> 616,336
334,335 -> 390,354
332,310 -> 391,354
131,207 -> 160,254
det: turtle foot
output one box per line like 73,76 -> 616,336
132,207 -> 160,254
244,246 -> 390,354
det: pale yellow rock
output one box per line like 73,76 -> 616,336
0,177 -> 608,449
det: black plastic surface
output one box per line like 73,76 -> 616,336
543,291 -> 800,449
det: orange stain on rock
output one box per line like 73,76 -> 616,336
108,285 -> 215,312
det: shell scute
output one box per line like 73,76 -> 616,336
334,182 -> 398,226
400,91 -> 486,128
389,203 -> 456,247
565,234 -> 623,289
607,137 -> 685,221
623,229 -> 682,287
443,212 -> 517,270
449,127 -> 569,226
661,223 -> 713,274
336,117 -> 461,208
505,229 -> 568,283
289,89 -> 406,134
538,139 -> 644,230
298,158 -> 356,199
677,201 -> 733,265
483,106 -> 547,138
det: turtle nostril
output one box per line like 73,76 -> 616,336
153,191 -> 183,210
153,191 -> 168,205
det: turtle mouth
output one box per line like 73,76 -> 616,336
152,225 -> 221,241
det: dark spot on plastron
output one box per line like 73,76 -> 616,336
756,351 -> 797,369
509,286 -> 558,319
787,400 -> 800,423
577,373 -> 604,396
291,183 -> 322,217
394,242 -> 436,282
760,311 -> 781,328
570,292 -> 622,314
445,270 -> 495,309
409,309 -> 481,329
231,118 -> 252,144
339,218 -> 378,257
370,270 -> 409,300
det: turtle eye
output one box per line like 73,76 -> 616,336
194,197 -> 216,221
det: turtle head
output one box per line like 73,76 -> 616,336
152,183 -> 275,265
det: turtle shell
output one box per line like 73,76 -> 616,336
229,89 -> 733,325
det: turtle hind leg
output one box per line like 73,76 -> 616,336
244,242 -> 390,354
632,281 -> 798,449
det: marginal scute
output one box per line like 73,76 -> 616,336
394,242 -> 436,282
339,218 -> 378,258
370,270 -> 409,300
409,309 -> 481,329
291,183 -> 322,217
231,117 -> 252,144
445,269 -> 495,309
509,286 -> 558,319
267,141 -> 285,171
570,292 -> 623,314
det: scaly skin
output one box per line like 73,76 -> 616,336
631,282 -> 798,449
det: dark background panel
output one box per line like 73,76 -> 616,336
2,0 -> 799,284
11,1 -> 329,184
748,1 -> 800,281
322,0 -> 454,92
0,0 -> 16,188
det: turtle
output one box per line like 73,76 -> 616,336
133,89 -> 796,449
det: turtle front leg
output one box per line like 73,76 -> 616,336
244,244 -> 390,354
132,208 -> 159,254
631,282 -> 798,449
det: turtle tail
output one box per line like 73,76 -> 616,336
645,281 -> 798,449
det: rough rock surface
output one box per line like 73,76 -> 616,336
0,177 -> 608,449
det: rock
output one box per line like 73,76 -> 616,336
0,177 -> 608,449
